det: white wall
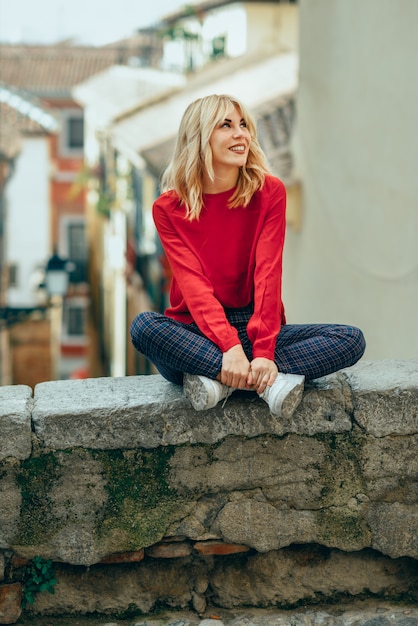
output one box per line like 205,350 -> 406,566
285,0 -> 418,359
6,137 -> 50,306
245,3 -> 298,56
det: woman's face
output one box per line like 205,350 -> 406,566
209,105 -> 251,172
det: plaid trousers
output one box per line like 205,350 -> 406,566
130,308 -> 366,385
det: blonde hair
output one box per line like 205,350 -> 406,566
161,94 -> 271,221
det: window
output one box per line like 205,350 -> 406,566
66,304 -> 85,336
68,117 -> 84,149
59,109 -> 84,156
68,222 -> 87,262
62,298 -> 88,342
60,218 -> 88,284
68,222 -> 87,283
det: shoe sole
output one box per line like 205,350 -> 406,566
280,378 -> 305,419
265,374 -> 305,419
183,375 -> 208,410
183,374 -> 219,411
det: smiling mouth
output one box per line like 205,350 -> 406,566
229,145 -> 246,152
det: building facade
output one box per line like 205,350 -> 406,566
0,42 -> 163,383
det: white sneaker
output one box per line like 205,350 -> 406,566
183,374 -> 230,411
259,373 -> 305,418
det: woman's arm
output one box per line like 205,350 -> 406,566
247,178 -> 286,361
153,199 -> 241,354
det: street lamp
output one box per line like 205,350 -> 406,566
45,252 -> 70,298
45,251 -> 72,380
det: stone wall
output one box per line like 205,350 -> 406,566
0,359 -> 417,622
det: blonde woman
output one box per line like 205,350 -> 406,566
130,94 -> 365,415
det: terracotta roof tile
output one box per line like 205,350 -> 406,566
0,44 -> 124,98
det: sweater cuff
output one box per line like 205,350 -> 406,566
252,348 -> 276,361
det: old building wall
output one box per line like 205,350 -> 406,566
286,0 -> 418,360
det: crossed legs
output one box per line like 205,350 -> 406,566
129,311 -> 366,385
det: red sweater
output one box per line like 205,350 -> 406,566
152,175 -> 287,360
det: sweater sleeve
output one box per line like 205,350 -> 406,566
247,179 -> 286,360
153,199 -> 241,353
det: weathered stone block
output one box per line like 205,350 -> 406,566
169,435 -> 334,508
361,434 -> 418,502
345,358 -> 418,436
213,500 -> 372,554
366,502 -> 418,559
32,372 -> 353,452
32,376 -> 181,450
31,559 -> 204,615
0,385 -> 32,460
0,468 -> 22,548
209,548 -> 418,608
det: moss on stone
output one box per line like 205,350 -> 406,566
314,432 -> 367,506
309,432 -> 372,547
15,453 -> 62,545
92,447 -> 186,550
0,465 -> 7,481
317,507 -> 371,548
96,448 -> 175,507
12,446 -> 189,553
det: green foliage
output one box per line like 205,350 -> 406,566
22,556 -> 57,608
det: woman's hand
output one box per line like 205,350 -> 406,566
247,358 -> 278,394
221,344 -> 251,389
